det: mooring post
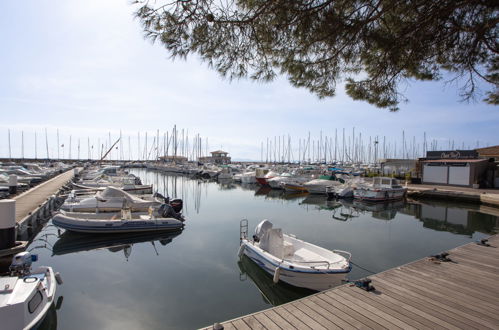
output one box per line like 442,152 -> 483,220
8,175 -> 17,195
0,199 -> 16,250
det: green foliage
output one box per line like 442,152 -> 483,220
133,0 -> 499,110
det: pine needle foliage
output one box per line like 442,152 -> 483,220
133,0 -> 499,111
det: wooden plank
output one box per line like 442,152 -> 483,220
241,316 -> 265,329
300,297 -> 358,329
403,262 -> 499,295
373,277 -> 483,330
271,305 -> 311,329
231,318 -> 252,330
332,289 -> 412,329
339,286 -> 436,329
291,300 -> 342,330
261,310 -> 294,329
283,303 -> 327,330
451,247 -> 499,265
449,251 -> 499,270
307,295 -> 368,329
350,282 -> 455,330
252,313 -> 280,330
327,290 -> 403,329
220,322 -> 237,330
398,265 -> 499,303
319,291 -> 386,329
377,273 -> 499,328
419,256 -> 499,282
385,270 -> 499,317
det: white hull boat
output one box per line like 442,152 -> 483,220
353,177 -> 406,202
303,178 -> 341,195
0,252 -> 62,330
52,210 -> 185,234
239,220 -> 351,291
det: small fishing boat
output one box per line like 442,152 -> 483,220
353,177 -> 406,202
239,220 -> 351,291
60,186 -> 161,212
52,205 -> 185,234
0,252 -> 62,330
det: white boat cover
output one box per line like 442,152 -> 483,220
95,186 -> 142,202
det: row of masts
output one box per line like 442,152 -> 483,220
4,125 -> 210,161
260,128 -> 490,164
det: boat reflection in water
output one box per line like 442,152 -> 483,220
349,199 -> 406,221
52,230 -> 183,259
37,296 -> 63,330
237,255 -> 315,306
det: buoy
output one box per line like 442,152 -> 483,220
237,244 -> 245,258
55,272 -> 63,285
273,266 -> 281,283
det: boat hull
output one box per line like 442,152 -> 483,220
52,214 -> 184,234
242,242 -> 348,291
353,187 -> 406,202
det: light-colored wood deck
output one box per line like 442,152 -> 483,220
13,169 -> 74,223
205,235 -> 499,329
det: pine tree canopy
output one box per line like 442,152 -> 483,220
134,0 -> 498,111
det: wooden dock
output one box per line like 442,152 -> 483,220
205,235 -> 499,329
14,169 -> 74,227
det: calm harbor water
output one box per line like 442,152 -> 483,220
26,169 -> 497,329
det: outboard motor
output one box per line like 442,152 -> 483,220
10,252 -> 37,277
170,199 -> 183,213
158,203 -> 183,221
254,220 -> 273,242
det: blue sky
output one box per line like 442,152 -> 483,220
1,0 -> 498,161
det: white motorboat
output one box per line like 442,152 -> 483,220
303,175 -> 342,195
52,208 -> 185,234
60,186 -> 161,212
0,252 -> 62,330
239,220 -> 351,291
353,177 -> 407,202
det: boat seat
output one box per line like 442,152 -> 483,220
292,248 -> 324,263
264,228 -> 295,259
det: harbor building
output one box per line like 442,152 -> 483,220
198,150 -> 231,164
420,150 -> 494,188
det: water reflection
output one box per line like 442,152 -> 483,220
237,255 -> 315,306
37,297 -> 64,330
412,201 -> 498,236
52,230 -> 183,258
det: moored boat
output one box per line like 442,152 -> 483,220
52,208 -> 185,234
239,220 -> 351,291
353,177 -> 406,202
0,252 -> 62,330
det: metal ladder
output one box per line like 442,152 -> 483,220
240,219 -> 248,243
